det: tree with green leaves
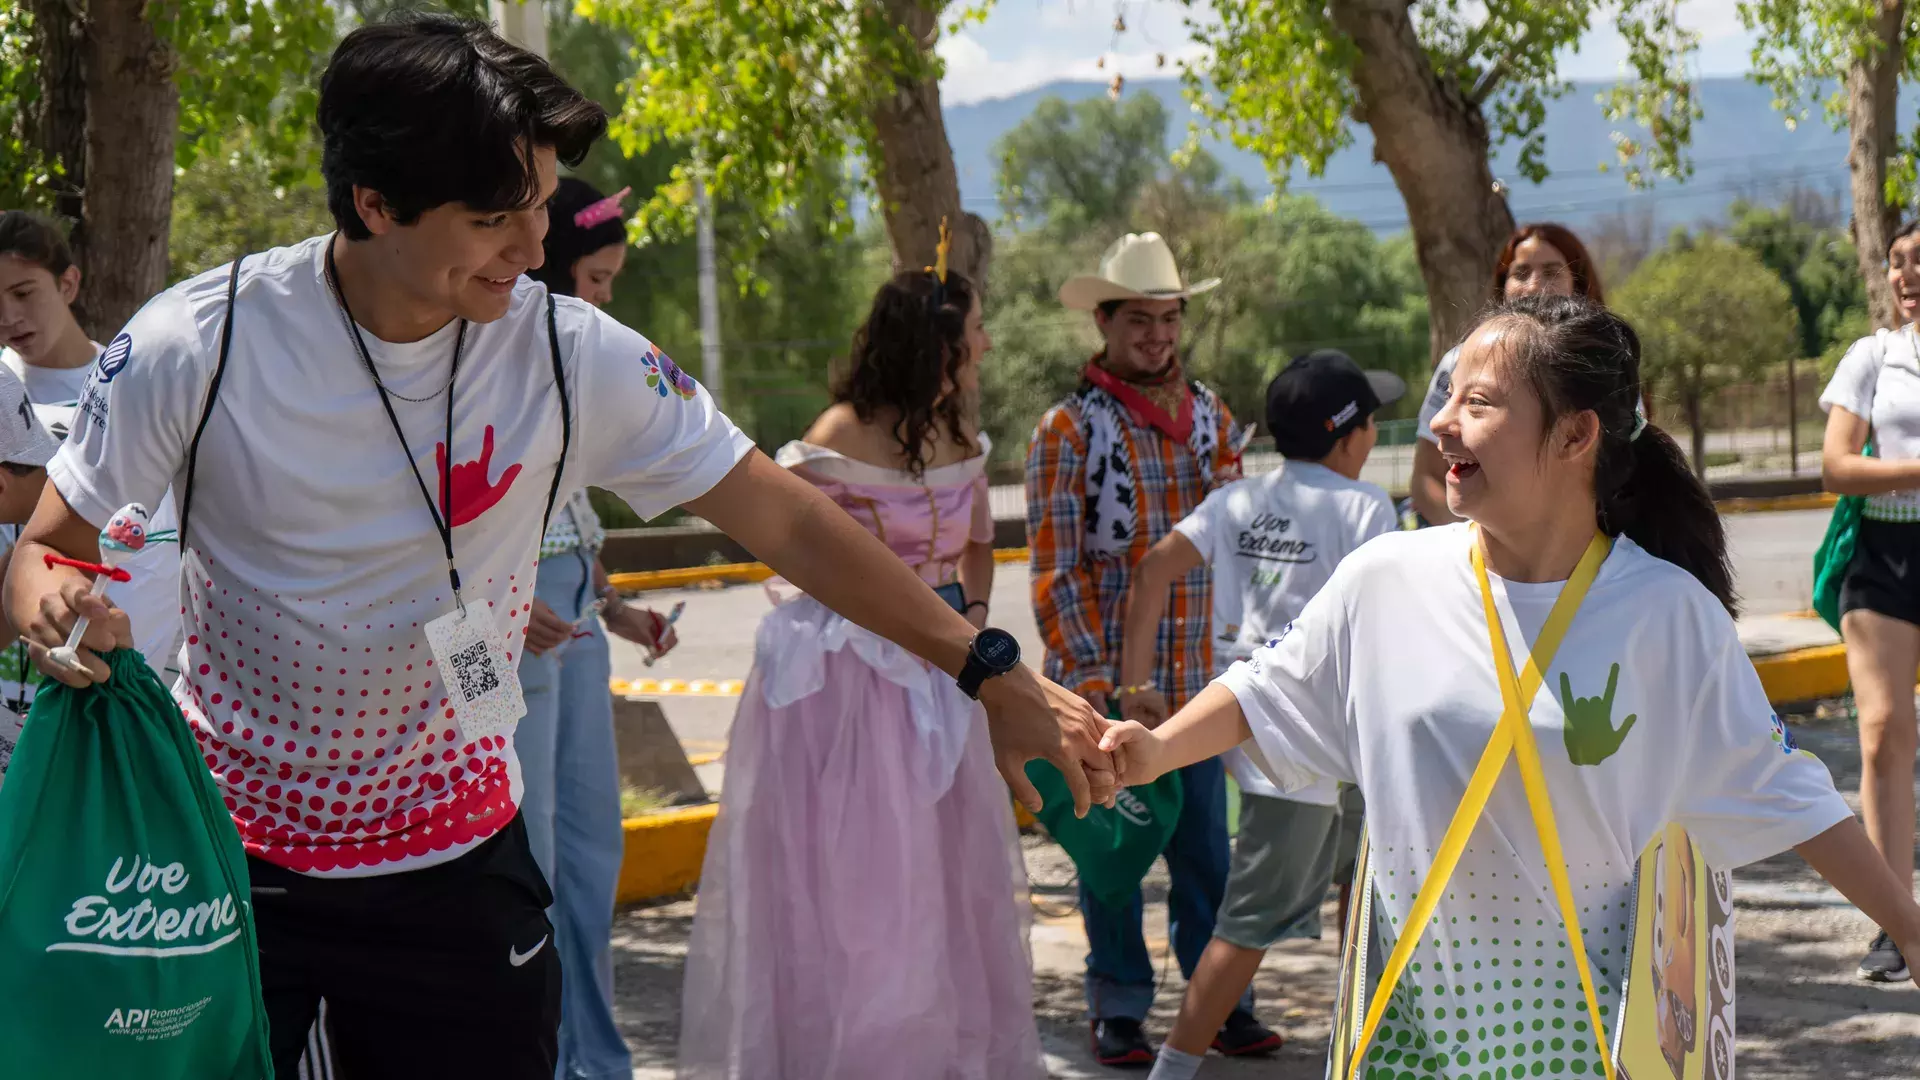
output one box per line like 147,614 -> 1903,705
1724,195 -> 1867,360
1180,0 -> 1701,361
2,0 -> 333,337
577,0 -> 991,290
1614,235 -> 1801,472
994,93 -> 1172,229
1740,0 -> 1916,332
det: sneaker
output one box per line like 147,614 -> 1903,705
1211,1008 -> 1284,1057
1090,1017 -> 1155,1068
1859,930 -> 1910,983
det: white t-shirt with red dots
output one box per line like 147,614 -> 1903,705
50,234 -> 753,877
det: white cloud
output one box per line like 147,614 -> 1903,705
939,31 -> 1206,106
944,0 -> 1761,109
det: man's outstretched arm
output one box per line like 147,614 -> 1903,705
685,450 -> 1115,815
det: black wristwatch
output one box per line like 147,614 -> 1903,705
956,628 -> 1021,700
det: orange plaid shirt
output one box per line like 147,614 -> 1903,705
1025,385 -> 1238,709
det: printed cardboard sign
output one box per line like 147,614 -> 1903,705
1615,824 -> 1736,1080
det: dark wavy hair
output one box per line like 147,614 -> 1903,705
1485,294 -> 1734,615
1494,222 -> 1605,305
320,14 -> 607,241
834,270 -> 977,479
528,177 -> 625,296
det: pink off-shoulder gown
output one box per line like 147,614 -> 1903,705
676,437 -> 1044,1080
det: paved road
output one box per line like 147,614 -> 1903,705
612,508 -> 1837,766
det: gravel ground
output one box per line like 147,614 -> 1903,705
609,701 -> 1920,1078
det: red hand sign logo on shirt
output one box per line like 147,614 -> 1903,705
437,425 -> 522,528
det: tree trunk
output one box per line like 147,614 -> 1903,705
1846,0 -> 1904,330
76,0 -> 178,341
867,0 -> 992,295
1331,0 -> 1515,363
25,0 -> 89,233
1686,388 -> 1705,478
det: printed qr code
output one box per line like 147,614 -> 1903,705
450,640 -> 499,701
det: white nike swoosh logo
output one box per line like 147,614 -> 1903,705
508,934 -> 548,967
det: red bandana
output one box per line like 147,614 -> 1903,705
1083,355 -> 1193,442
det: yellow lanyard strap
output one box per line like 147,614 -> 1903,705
1477,537 -> 1618,1080
1349,531 -> 1612,1080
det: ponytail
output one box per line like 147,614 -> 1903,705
1484,294 -> 1738,616
1595,422 -> 1736,616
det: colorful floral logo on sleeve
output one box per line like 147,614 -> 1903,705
641,345 -> 699,401
1768,712 -> 1819,759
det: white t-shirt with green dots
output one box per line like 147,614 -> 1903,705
1218,524 -> 1850,1079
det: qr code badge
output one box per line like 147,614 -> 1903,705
425,603 -> 526,744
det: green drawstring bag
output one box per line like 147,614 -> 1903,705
0,649 -> 270,1080
1024,704 -> 1184,905
1812,441 -> 1871,632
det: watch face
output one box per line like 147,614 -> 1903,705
973,628 -> 1021,670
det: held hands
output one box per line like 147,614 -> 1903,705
1097,719 -> 1171,788
980,666 -> 1118,818
24,578 -> 133,687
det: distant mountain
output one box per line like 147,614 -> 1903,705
945,76 -> 1867,234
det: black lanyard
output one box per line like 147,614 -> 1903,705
323,242 -> 468,609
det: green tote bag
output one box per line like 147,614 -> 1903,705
0,649 -> 271,1080
1812,441 -> 1871,632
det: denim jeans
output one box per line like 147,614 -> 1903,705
514,549 -> 631,1080
1080,755 -> 1253,1021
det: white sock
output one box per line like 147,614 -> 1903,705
1148,1045 -> 1204,1080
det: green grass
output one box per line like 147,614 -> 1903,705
620,784 -> 674,818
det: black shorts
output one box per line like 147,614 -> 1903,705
1840,518 -> 1920,627
250,815 -> 561,1079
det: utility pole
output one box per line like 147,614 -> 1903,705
489,0 -> 548,57
695,170 -> 724,412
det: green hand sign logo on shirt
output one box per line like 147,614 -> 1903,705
1558,663 -> 1637,766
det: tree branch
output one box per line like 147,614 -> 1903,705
1468,59 -> 1509,106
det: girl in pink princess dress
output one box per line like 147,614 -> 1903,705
677,269 -> 1044,1079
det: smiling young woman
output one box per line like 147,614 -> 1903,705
1098,295 -> 1920,1080
1409,223 -> 1609,527
1819,219 -> 1920,982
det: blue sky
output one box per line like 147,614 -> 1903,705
938,0 -> 1762,106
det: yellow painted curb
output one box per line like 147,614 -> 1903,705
608,563 -> 772,592
1750,644 -> 1851,706
617,803 -> 717,905
1714,492 -> 1837,515
610,677 -> 745,697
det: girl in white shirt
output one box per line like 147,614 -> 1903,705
1818,218 -> 1920,982
1103,295 -> 1920,1079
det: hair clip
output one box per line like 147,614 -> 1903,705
923,217 -> 953,310
573,186 -> 631,230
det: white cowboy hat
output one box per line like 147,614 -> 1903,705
1058,232 -> 1221,311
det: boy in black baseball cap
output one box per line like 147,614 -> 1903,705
1265,348 -> 1408,463
1118,349 -> 1404,1077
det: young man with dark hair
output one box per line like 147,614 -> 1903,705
1028,232 -> 1275,1066
3,16 -> 1111,1077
